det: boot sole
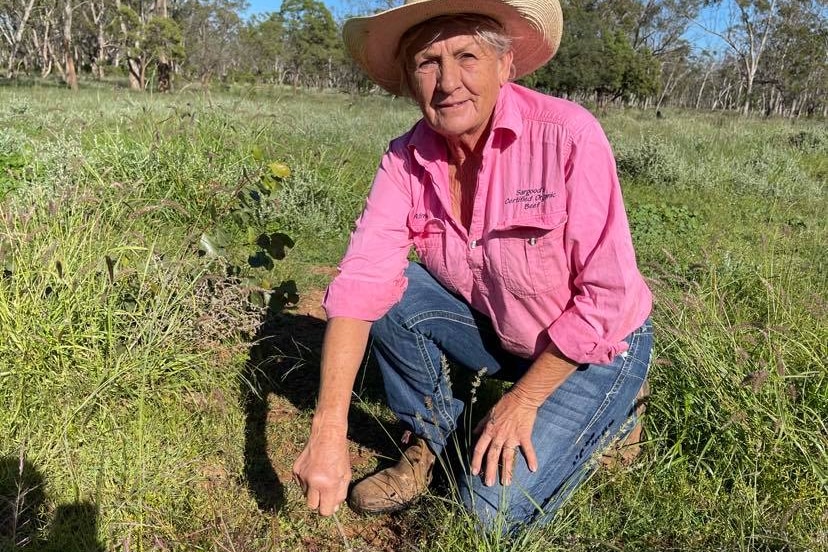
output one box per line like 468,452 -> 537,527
600,379 -> 649,468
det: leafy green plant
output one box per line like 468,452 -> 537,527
199,154 -> 297,307
787,129 -> 827,152
0,130 -> 37,200
628,202 -> 701,246
0,153 -> 27,198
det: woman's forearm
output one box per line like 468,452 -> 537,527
508,345 -> 577,408
311,317 -> 373,437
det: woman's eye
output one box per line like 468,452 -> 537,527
417,59 -> 438,71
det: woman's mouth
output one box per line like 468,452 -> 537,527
436,100 -> 468,110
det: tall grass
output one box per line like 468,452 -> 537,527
0,85 -> 825,550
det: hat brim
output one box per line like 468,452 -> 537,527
343,0 -> 562,96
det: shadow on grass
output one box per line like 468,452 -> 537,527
240,290 -> 398,513
0,457 -> 104,551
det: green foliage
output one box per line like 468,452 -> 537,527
238,13 -> 285,81
534,0 -> 661,104
175,0 -> 246,82
787,129 -> 827,152
615,136 -> 682,185
1,85 -> 825,551
0,151 -> 28,199
628,202 -> 701,244
144,16 -> 185,63
0,127 -> 38,201
279,0 -> 342,86
761,0 -> 828,114
110,5 -> 185,90
198,155 -> 296,307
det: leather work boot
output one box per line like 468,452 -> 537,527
348,433 -> 436,514
601,379 -> 650,468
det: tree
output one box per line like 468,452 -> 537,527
625,0 -> 698,56
279,0 -> 342,88
61,0 -> 77,89
757,0 -> 827,116
112,1 -> 184,90
0,0 -> 36,77
534,0 -> 661,107
176,0 -> 245,85
81,0 -> 116,79
693,0 -> 780,114
238,12 -> 285,82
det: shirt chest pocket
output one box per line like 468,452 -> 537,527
488,212 -> 569,297
409,217 -> 455,288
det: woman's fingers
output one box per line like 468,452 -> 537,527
293,437 -> 351,516
522,439 -> 539,472
306,487 -> 321,512
500,444 -> 518,486
480,440 -> 522,486
470,425 -> 492,476
317,486 -> 344,516
472,399 -> 539,485
484,439 -> 503,486
303,478 -> 347,516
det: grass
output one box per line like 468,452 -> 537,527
0,82 -> 825,551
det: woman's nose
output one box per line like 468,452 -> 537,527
437,59 -> 461,92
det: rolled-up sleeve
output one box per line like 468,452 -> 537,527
323,144 -> 415,320
547,120 -> 652,365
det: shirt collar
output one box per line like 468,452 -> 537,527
408,82 -> 523,168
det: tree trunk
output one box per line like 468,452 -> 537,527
695,64 -> 714,110
33,19 -> 54,78
139,58 -> 147,90
63,0 -> 78,90
741,69 -> 753,116
90,1 -> 107,79
122,54 -> 143,90
115,0 -> 142,90
5,0 -> 37,78
155,0 -> 171,92
157,61 -> 172,92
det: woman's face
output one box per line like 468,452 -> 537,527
406,24 -> 513,150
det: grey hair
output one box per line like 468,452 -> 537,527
395,14 -> 514,97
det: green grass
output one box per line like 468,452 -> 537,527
0,83 -> 825,551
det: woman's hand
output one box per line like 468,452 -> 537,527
470,346 -> 578,486
292,426 -> 351,516
471,391 -> 539,486
293,317 -> 371,516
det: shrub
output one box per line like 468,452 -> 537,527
615,137 -> 683,186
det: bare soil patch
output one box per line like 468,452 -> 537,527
241,282 -> 416,550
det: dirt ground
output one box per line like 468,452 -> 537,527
243,282 -> 424,551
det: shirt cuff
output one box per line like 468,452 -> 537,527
322,274 -> 408,321
547,310 -> 629,365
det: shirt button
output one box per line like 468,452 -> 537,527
469,240 -> 477,249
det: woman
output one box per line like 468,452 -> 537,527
292,0 -> 653,530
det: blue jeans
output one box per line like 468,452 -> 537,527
369,262 -> 652,530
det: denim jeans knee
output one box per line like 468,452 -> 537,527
370,262 -> 525,453
370,263 -> 653,532
459,320 -> 652,532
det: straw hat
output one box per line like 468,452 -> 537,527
343,0 -> 563,96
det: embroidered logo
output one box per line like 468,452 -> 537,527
504,188 -> 557,210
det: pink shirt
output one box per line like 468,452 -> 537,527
323,83 -> 652,365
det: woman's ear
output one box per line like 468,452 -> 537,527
499,50 -> 515,85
